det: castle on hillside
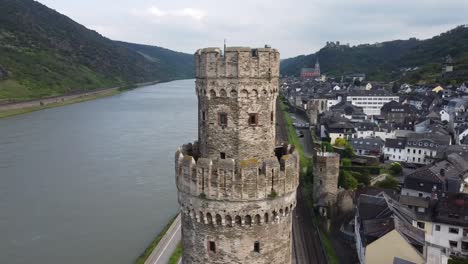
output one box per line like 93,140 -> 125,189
300,60 -> 320,80
175,46 -> 299,263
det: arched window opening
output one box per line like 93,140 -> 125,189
245,215 -> 252,226
220,89 -> 227,97
235,215 -> 242,226
254,214 -> 261,225
264,213 -> 269,223
216,214 -> 222,226
209,89 -> 216,97
225,215 -> 232,227
199,211 -> 204,223
206,213 -> 213,225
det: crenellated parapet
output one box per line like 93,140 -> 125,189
175,142 -> 299,201
195,47 -> 280,80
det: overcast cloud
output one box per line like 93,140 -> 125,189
36,0 -> 468,58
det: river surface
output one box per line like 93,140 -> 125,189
0,79 -> 197,264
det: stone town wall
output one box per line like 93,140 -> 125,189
175,143 -> 299,201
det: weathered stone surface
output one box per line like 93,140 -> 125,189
177,46 -> 297,264
313,152 -> 340,207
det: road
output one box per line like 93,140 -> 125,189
145,214 -> 182,264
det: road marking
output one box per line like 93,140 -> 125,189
152,219 -> 181,264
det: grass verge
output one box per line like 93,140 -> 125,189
168,243 -> 182,264
0,90 -> 120,119
319,228 -> 340,264
134,215 -> 178,264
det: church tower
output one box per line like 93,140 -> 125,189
175,46 -> 299,263
315,59 -> 321,76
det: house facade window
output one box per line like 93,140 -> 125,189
449,227 -> 459,234
449,240 -> 458,248
254,241 -> 260,253
435,225 -> 441,231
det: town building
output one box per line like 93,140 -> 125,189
350,137 -> 384,157
300,60 -> 320,80
380,100 -> 418,124
355,193 -> 425,264
176,46 -> 299,263
401,154 -> 467,198
346,90 -> 399,116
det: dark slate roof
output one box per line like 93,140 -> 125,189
385,138 -> 407,149
349,89 -> 394,97
355,122 -> 378,131
399,195 -> 430,208
433,193 -> 468,227
381,100 -> 417,114
406,132 -> 451,150
350,137 -> 384,152
403,155 -> 467,193
330,101 -> 365,115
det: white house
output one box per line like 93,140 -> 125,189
347,90 -> 399,116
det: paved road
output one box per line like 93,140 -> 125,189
145,214 -> 181,264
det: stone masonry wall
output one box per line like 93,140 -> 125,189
313,152 -> 340,205
179,190 -> 295,264
195,47 -> 279,161
175,143 -> 299,200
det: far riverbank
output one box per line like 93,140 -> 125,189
0,80 -> 161,118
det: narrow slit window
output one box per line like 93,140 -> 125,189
202,111 -> 206,121
270,111 -> 274,124
209,241 -> 216,253
220,152 -> 226,159
219,113 -> 228,126
254,241 -> 260,253
249,113 -> 258,126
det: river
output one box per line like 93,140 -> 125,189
0,79 -> 197,264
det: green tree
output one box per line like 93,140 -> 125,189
344,144 -> 356,158
339,170 -> 358,190
342,158 -> 352,167
375,176 -> 399,189
389,162 -> 403,176
334,138 -> 347,147
321,141 -> 334,152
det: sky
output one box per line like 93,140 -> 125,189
36,0 -> 468,58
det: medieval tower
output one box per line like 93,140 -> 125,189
313,151 -> 340,217
174,46 -> 300,263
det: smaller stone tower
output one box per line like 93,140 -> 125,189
313,151 -> 340,217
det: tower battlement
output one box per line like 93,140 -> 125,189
195,46 -> 280,79
175,142 -> 299,201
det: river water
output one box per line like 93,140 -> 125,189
0,79 -> 197,264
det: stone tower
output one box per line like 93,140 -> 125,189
175,46 -> 300,264
313,151 -> 340,217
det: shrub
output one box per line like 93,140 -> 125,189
375,176 -> 399,190
334,138 -> 347,147
342,158 -> 352,167
389,162 -> 403,176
